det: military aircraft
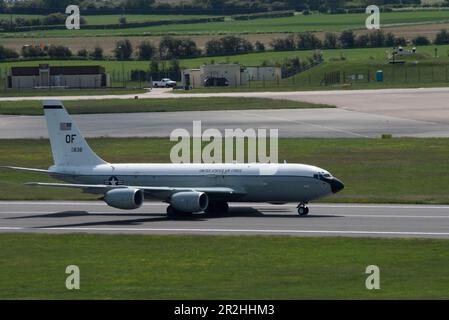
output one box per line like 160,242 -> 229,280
3,100 -> 344,217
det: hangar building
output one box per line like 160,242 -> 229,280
7,64 -> 110,89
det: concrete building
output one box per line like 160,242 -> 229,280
181,69 -> 202,89
200,64 -> 245,87
246,66 -> 282,81
7,64 -> 110,89
181,63 -> 282,88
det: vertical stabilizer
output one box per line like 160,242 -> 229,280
43,100 -> 107,167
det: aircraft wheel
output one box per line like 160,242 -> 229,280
166,205 -> 177,218
216,202 -> 229,214
166,205 -> 191,218
205,201 -> 229,214
297,205 -> 309,216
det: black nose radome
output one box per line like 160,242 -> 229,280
330,178 -> 345,194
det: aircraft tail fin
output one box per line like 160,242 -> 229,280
43,100 -> 107,167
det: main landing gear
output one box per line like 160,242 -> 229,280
297,203 -> 309,216
166,205 -> 192,219
205,201 -> 229,215
166,201 -> 230,218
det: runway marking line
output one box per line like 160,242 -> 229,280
1,202 -> 449,210
231,109 -> 369,138
0,226 -> 449,236
2,212 -> 449,219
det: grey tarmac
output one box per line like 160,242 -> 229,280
2,87 -> 449,138
1,201 -> 449,239
0,108 -> 447,139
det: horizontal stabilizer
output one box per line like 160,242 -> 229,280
1,166 -> 57,174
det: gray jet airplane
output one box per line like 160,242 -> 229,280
3,100 -> 344,217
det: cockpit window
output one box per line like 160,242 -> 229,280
315,172 -> 332,180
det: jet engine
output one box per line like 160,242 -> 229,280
104,188 -> 144,210
170,191 -> 209,213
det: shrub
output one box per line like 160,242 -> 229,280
0,45 -> 19,60
270,35 -> 296,51
77,48 -> 88,57
137,41 -> 156,60
413,35 -> 430,46
159,36 -> 201,59
48,45 -> 72,58
434,29 -> 449,45
296,32 -> 322,50
255,41 -> 265,52
91,46 -> 104,59
205,36 -> 252,56
114,39 -> 133,60
21,45 -> 48,58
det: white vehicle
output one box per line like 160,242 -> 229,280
3,101 -> 344,217
152,78 -> 176,88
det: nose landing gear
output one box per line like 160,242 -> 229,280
297,203 -> 309,216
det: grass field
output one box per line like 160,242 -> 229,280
2,44 -> 448,75
1,138 -> 448,204
2,45 -> 449,93
185,58 -> 449,92
0,88 -> 146,97
0,97 -> 330,115
2,11 -> 449,38
1,234 -> 448,299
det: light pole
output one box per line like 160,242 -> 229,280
118,45 -> 125,88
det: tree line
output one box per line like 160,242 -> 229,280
0,12 -> 86,31
0,30 -> 446,62
0,0 -> 425,15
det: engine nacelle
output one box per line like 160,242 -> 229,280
170,191 -> 209,213
104,188 -> 144,210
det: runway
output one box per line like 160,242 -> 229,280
1,108 -> 447,139
2,87 -> 449,138
1,201 -> 449,239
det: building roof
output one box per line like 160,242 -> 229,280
11,65 -> 105,76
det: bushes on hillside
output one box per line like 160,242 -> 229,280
324,33 -> 338,49
280,51 -> 323,78
270,35 -> 296,51
137,41 -> 156,60
159,36 -> 200,59
231,11 -> 294,20
114,40 -> 133,59
255,41 -> 265,52
0,13 -> 86,31
434,29 -> 449,45
413,36 -> 430,46
91,46 -> 104,59
21,45 -> 48,58
48,45 -> 72,58
0,45 -> 19,60
296,32 -> 322,50
339,30 -> 356,49
205,36 -> 253,56
269,30 -> 418,51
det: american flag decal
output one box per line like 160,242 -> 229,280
60,122 -> 72,131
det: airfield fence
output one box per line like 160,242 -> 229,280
238,64 -> 449,90
3,64 -> 449,92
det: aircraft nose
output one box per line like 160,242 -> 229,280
330,178 -> 345,194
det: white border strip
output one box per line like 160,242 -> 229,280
0,226 -> 449,236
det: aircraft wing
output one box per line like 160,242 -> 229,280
25,182 -> 243,196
